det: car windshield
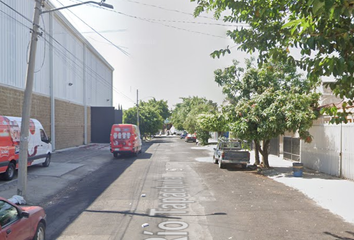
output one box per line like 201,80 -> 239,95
222,141 -> 240,148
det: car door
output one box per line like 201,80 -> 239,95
38,128 -> 50,156
0,200 -> 31,240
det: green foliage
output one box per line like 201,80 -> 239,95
170,96 -> 218,133
192,0 -> 354,120
197,112 -> 229,134
195,128 -> 210,145
140,98 -> 170,120
123,99 -> 165,138
139,105 -> 164,138
123,107 -> 137,125
215,58 -> 320,167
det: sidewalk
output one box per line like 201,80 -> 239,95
196,144 -> 354,226
259,153 -> 354,226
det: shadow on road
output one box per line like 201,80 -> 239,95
324,231 -> 354,240
43,151 -> 137,239
84,209 -> 181,219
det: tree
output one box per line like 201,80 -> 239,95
192,0 -> 352,122
123,107 -> 137,125
197,112 -> 229,138
123,101 -> 164,138
140,98 -> 170,120
171,96 -> 217,131
139,105 -> 164,138
216,58 -> 320,167
171,97 -> 218,144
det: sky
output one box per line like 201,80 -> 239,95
51,0 -> 250,110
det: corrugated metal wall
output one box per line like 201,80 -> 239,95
0,0 -> 32,90
301,120 -> 354,180
53,17 -> 85,104
0,0 -> 113,106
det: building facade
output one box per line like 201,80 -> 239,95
0,0 -> 114,150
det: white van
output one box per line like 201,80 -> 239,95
0,116 -> 52,180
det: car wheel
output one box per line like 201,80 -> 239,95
34,222 -> 45,240
4,162 -> 15,181
42,154 -> 51,167
218,159 -> 224,169
213,156 -> 218,164
113,152 -> 118,158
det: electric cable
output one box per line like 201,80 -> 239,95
0,0 -> 33,24
0,0 -> 136,105
34,14 -> 47,73
55,0 -> 129,56
62,0 -> 239,38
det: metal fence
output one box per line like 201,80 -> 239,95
269,137 -> 280,156
283,137 -> 300,161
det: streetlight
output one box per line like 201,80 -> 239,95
17,0 -> 114,199
41,1 -> 113,14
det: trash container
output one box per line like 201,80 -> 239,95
293,162 -> 303,177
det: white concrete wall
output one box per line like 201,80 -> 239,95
301,118 -> 354,180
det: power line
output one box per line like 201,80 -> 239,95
0,0 -> 33,24
0,8 -> 32,30
81,29 -> 127,34
41,32 -> 135,103
0,0 -> 137,105
54,0 -> 129,56
84,7 -> 228,38
64,0 -> 240,38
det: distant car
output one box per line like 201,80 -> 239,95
180,131 -> 188,139
0,197 -> 46,240
185,133 -> 197,143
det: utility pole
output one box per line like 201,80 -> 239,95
17,0 -> 43,199
137,89 -> 139,127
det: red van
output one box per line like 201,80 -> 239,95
110,124 -> 142,158
0,116 -> 52,180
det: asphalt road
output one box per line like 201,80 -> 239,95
1,136 -> 353,240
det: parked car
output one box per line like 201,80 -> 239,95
0,197 -> 46,240
213,139 -> 250,169
185,133 -> 197,143
180,131 -> 188,139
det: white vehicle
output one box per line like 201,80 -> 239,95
0,116 -> 52,180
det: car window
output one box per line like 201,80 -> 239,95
40,129 -> 48,142
0,201 -> 19,227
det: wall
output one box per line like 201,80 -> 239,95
0,85 -> 51,135
0,85 -> 90,150
301,118 -> 354,180
0,0 -> 113,150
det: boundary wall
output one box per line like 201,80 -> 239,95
301,118 -> 354,180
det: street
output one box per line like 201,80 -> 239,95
1,136 -> 353,240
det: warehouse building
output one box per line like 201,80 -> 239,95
0,0 -> 115,150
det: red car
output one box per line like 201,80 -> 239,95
185,133 -> 197,143
0,197 -> 46,240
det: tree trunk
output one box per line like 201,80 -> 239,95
259,140 -> 270,168
217,132 -> 222,139
254,140 -> 260,165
